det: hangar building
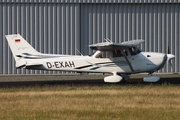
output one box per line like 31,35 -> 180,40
0,0 -> 179,74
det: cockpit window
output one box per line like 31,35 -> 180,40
129,47 -> 141,55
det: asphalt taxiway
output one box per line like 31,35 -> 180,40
0,74 -> 179,87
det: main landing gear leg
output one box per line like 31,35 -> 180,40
117,74 -> 130,83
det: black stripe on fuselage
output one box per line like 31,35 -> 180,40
75,65 -> 92,69
75,62 -> 117,69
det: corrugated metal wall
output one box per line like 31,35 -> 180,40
0,1 -> 179,74
0,3 -> 80,74
80,3 -> 180,73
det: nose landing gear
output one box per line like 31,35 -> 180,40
143,72 -> 160,82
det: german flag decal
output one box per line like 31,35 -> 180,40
15,39 -> 20,43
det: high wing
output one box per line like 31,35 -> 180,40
89,39 -> 145,73
89,39 -> 144,51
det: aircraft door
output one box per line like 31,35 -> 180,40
128,47 -> 146,72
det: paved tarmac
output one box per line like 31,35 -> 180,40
0,74 -> 179,87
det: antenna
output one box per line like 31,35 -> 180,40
104,38 -> 113,43
76,49 -> 83,56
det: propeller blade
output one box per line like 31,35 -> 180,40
166,54 -> 175,68
164,46 -> 175,71
169,61 -> 172,67
168,46 -> 170,54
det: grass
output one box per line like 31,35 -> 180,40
0,84 -> 180,120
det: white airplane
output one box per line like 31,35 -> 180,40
6,33 -> 175,83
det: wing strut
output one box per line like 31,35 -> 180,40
120,49 -> 134,72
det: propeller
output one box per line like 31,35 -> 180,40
167,54 -> 175,67
166,46 -> 175,68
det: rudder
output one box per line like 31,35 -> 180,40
5,33 -> 41,68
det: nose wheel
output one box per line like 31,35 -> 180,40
143,72 -> 160,82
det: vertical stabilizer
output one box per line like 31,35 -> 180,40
5,33 -> 40,68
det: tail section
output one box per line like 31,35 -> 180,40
5,33 -> 41,68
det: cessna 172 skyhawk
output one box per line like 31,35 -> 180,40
6,33 -> 175,83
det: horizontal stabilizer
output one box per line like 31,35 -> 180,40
16,60 -> 44,69
16,58 -> 27,68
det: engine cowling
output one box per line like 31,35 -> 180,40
104,75 -> 123,83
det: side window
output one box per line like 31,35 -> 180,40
113,50 -> 126,57
123,49 -> 128,56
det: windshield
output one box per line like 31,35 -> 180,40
129,46 -> 141,55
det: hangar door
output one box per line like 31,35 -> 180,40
80,3 -> 180,73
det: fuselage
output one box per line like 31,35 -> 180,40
24,51 -> 167,74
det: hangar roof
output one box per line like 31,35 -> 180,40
0,0 -> 180,3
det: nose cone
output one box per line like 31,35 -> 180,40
167,54 -> 175,60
